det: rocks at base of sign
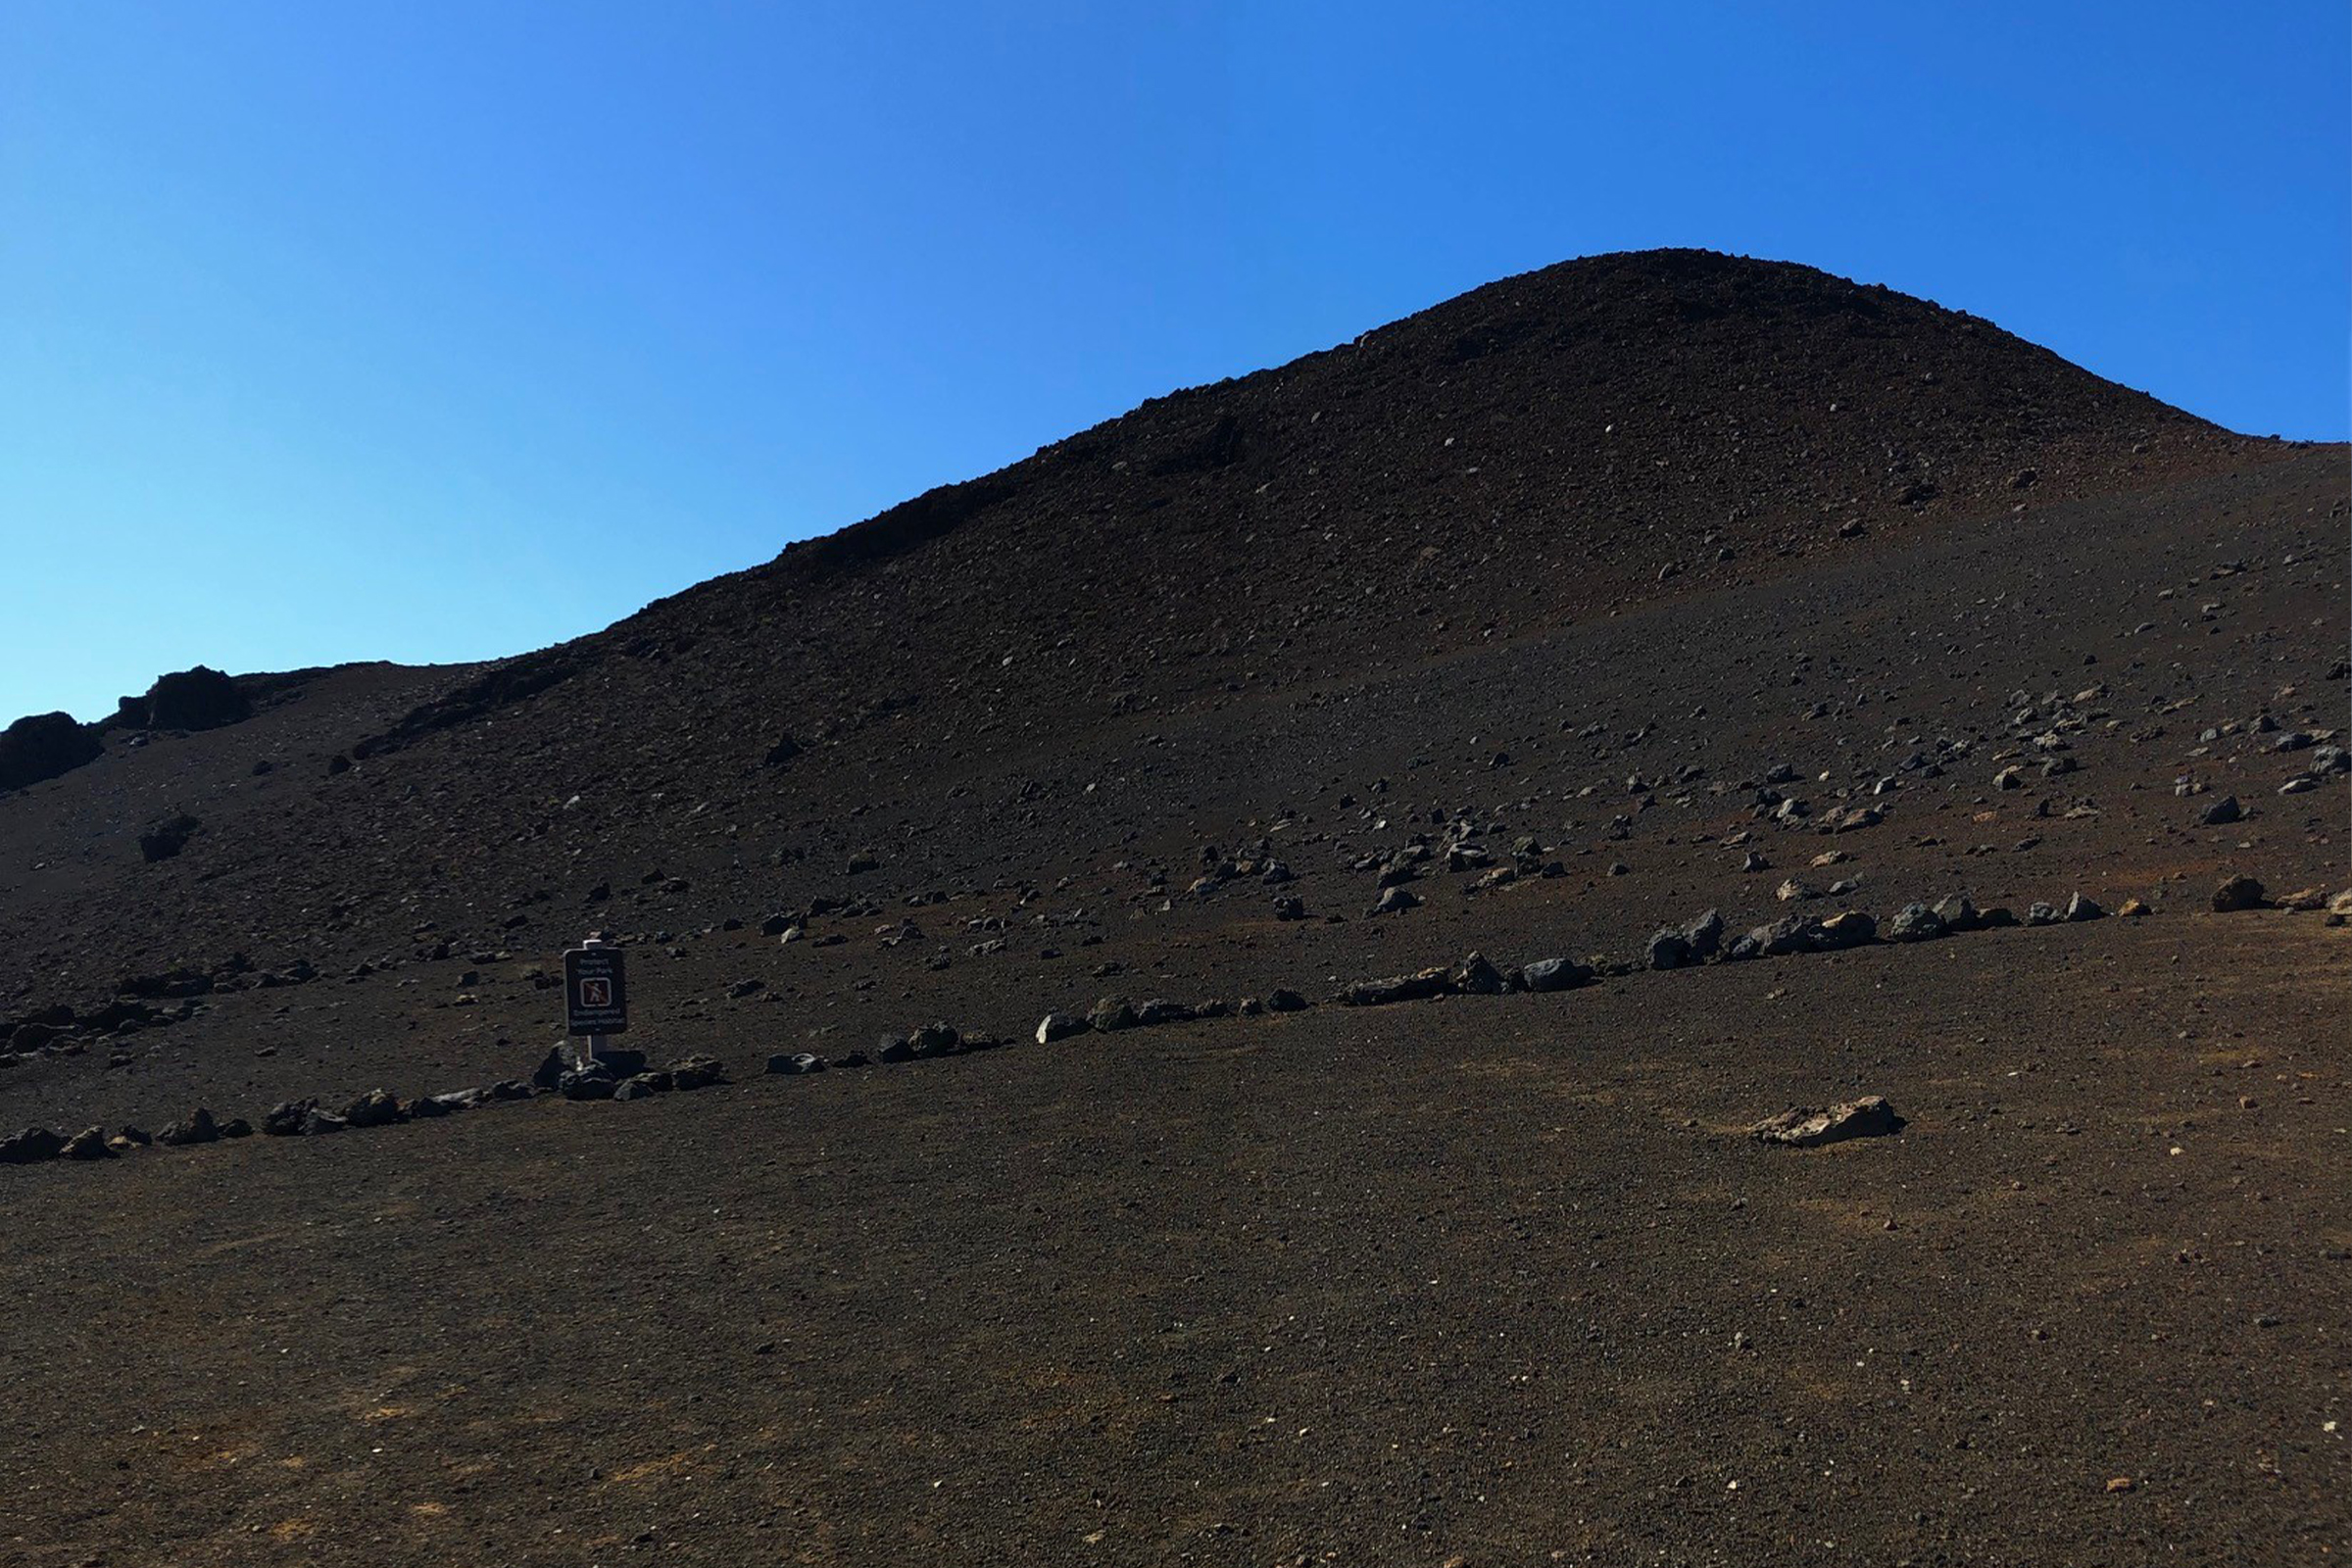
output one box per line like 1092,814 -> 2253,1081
2212,874 -> 2266,912
1037,1012 -> 1091,1045
155,1107 -> 220,1146
531,1049 -> 569,1091
1522,956 -> 1593,993
612,1074 -> 665,1102
766,1052 -> 826,1075
60,1126 -> 116,1160
1751,1096 -> 1905,1148
340,1089 -> 405,1129
558,1066 -> 616,1101
1,1126 -> 65,1163
1885,903 -> 1947,943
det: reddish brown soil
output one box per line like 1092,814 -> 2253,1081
0,251 -> 2344,1565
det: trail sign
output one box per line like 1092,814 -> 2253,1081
564,942 -> 628,1036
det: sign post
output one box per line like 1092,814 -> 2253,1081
563,936 -> 628,1067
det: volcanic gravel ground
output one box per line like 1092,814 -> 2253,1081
1,914 -> 2344,1566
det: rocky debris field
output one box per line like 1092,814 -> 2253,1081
0,251 -> 2345,1564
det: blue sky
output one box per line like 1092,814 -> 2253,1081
4,1 -> 2344,722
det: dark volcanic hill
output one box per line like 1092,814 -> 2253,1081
3,249 -> 2348,1568
0,250 -> 2295,1011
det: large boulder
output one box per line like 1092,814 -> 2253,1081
766,1052 -> 826,1075
138,665 -> 250,731
0,711 -> 101,792
0,1126 -> 64,1163
2212,875 -> 2267,912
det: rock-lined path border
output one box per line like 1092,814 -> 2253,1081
3,876 -> 2338,1172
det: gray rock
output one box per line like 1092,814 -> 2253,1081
1264,988 -> 1310,1013
612,1074 -> 664,1101
1683,909 -> 1725,959
766,1052 -> 826,1074
2063,892 -> 2104,922
1522,956 -> 1593,993
873,1035 -> 917,1064
2024,902 -> 2061,926
2199,795 -> 2242,825
1751,1096 -> 1905,1148
299,1108 -> 348,1135
1036,1013 -> 1091,1045
1819,910 -> 1877,949
1885,903 -> 1947,943
1087,998 -> 1139,1033
1645,929 -> 1693,970
1373,885 -> 1422,914
262,1101 -> 313,1137
1134,1000 -> 1194,1027
1930,894 -> 1981,932
558,1066 -> 616,1101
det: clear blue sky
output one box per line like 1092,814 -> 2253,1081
4,2 -> 2344,723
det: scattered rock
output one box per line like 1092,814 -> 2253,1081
1931,894 -> 1982,931
1264,988 -> 1309,1012
340,1089 -> 404,1128
262,1101 -> 313,1137
59,1126 -> 116,1160
1088,998 -> 1139,1033
1373,886 -> 1421,914
1885,903 -> 1946,942
2198,795 -> 2242,825
2063,892 -> 2104,922
1751,1096 -> 1905,1148
766,1052 -> 826,1075
666,1054 -> 726,1089
2211,875 -> 2266,913
1037,1012 -> 1091,1044
1337,968 -> 1454,1006
155,1107 -> 220,1146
